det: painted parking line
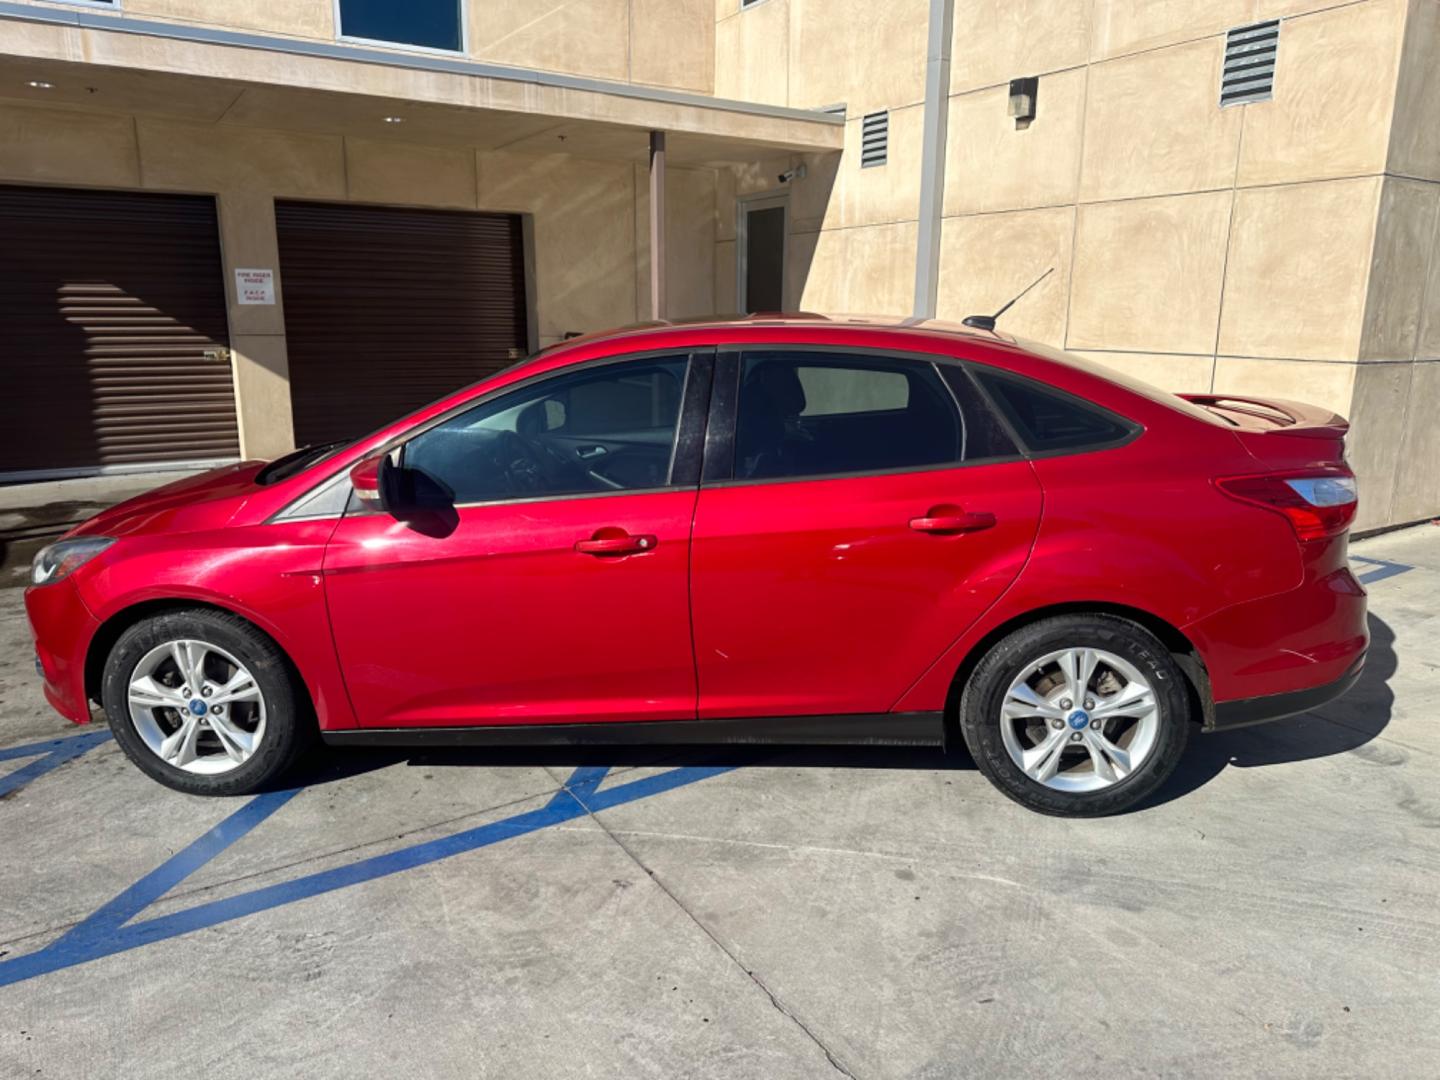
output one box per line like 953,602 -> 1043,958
0,730 -> 111,799
1351,555 -> 1414,586
0,761 -> 734,988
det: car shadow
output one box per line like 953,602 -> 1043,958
1133,611 -> 1396,811
288,613 -> 1397,815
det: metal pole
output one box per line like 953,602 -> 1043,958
649,130 -> 667,321
913,0 -> 954,319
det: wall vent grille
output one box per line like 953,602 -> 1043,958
1221,20 -> 1280,107
861,111 -> 888,167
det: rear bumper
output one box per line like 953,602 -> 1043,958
1209,654 -> 1365,731
1187,558 -> 1368,716
24,579 -> 101,724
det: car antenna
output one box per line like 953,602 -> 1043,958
962,267 -> 1054,331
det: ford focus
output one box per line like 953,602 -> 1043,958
25,317 -> 1367,816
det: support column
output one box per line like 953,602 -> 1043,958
649,130 -> 667,321
913,0 -> 955,319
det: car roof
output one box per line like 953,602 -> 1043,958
537,312 -> 1011,356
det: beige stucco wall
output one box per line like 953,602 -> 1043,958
0,99 -> 721,459
9,0 -> 715,94
714,0 -> 1432,528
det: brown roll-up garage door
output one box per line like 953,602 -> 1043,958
0,185 -> 239,476
275,201 -> 529,446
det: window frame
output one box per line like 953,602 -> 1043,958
45,0 -> 119,10
337,348 -> 713,516
334,0 -> 469,58
703,345 -> 1036,488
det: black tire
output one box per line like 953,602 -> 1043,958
101,608 -> 313,796
958,614 -> 1192,817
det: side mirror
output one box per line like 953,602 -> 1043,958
350,451 -> 455,518
349,453 -> 392,513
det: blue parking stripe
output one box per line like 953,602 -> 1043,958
0,731 -> 111,799
1351,555 -> 1413,585
0,761 -> 734,988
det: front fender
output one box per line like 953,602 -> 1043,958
73,520 -> 358,731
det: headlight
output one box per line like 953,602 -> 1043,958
31,537 -> 115,587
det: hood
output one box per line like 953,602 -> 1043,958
68,462 -> 267,540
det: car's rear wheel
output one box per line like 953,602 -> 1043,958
101,608 -> 312,796
958,615 -> 1192,816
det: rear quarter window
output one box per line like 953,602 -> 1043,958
971,370 -> 1136,454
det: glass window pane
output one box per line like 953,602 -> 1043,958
973,370 -> 1133,453
734,352 -> 964,480
402,357 -> 688,504
339,0 -> 463,51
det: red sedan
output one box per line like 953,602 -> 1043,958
25,317 -> 1366,816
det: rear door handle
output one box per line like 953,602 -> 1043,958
574,532 -> 656,556
909,508 -> 997,534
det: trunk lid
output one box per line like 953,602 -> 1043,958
1178,394 -> 1348,467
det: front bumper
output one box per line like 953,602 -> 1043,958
24,578 -> 102,724
1209,654 -> 1365,731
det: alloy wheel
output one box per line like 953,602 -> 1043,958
998,646 -> 1160,793
127,638 -> 267,775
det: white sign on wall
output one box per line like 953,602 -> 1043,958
235,268 -> 276,305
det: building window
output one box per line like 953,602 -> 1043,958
337,0 -> 464,53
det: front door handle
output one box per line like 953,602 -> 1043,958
909,507 -> 997,534
574,531 -> 656,556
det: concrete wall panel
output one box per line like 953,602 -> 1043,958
631,0 -> 715,92
937,207 -> 1074,346
714,1 -> 789,105
1218,178 -> 1382,362
478,149 -> 639,342
1068,191 -> 1232,354
1068,350 -> 1216,393
945,69 -> 1085,216
1391,360 -> 1440,523
795,222 -> 918,315
0,104 -> 140,188
469,0 -> 630,82
1344,360 -> 1412,529
1390,0 -> 1440,182
788,0 -> 927,110
1361,177 -> 1440,362
127,0 -> 334,39
345,138 -> 478,209
1079,38 -> 1241,203
1090,0 -> 1253,60
949,0 -> 1091,95
1237,0 -> 1406,188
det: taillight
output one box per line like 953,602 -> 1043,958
1215,471 -> 1358,541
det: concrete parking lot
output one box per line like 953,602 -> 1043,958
1,527 -> 1437,1079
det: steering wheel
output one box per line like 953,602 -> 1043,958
495,430 -> 550,494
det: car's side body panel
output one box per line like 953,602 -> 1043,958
321,490 -> 700,727
691,461 -> 1043,718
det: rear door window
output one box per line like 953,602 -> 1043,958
731,351 -> 1017,481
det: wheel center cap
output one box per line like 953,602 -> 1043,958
188,698 -> 208,717
1067,710 -> 1090,730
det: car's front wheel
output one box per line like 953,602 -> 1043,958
101,608 -> 312,795
959,614 -> 1193,816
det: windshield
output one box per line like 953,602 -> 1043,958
254,440 -> 350,485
